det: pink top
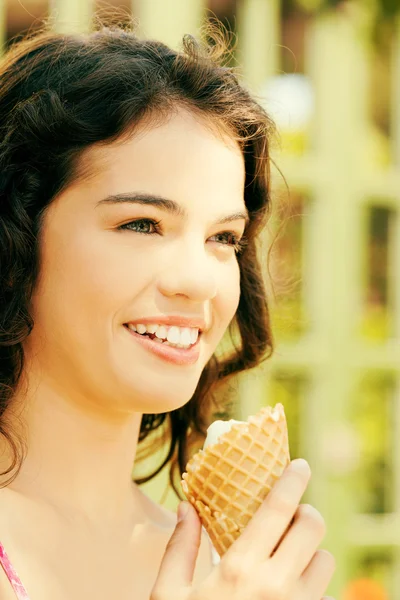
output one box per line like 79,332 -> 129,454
0,541 -> 31,599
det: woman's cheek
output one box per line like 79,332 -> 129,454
218,261 -> 241,322
229,259 -> 241,307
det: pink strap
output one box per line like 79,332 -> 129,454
0,541 -> 31,600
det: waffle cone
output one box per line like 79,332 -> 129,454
181,403 -> 290,557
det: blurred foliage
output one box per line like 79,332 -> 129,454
349,375 -> 394,514
269,191 -> 308,341
358,305 -> 392,342
284,0 -> 400,20
267,373 -> 303,459
280,130 -> 310,156
359,206 -> 394,342
281,0 -> 399,51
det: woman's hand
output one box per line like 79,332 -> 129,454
151,459 -> 336,600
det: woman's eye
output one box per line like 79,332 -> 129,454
118,219 -> 160,234
212,232 -> 236,245
210,231 -> 245,253
117,221 -> 246,253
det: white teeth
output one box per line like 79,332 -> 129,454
127,322 -> 200,346
164,341 -> 191,349
180,328 -> 192,346
167,326 -> 180,344
191,328 -> 199,344
155,325 -> 168,340
153,337 -> 164,343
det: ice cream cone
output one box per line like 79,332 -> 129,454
181,403 -> 290,557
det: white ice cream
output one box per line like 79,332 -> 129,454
203,406 -> 282,450
203,419 -> 246,450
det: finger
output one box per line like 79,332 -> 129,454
151,501 -> 202,595
299,549 -> 336,600
227,458 -> 311,561
270,503 -> 326,582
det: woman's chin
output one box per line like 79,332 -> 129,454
132,389 -> 194,414
111,379 -> 197,415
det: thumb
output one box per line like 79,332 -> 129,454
153,501 -> 202,593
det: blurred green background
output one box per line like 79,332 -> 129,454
2,0 -> 400,598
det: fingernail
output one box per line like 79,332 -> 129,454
290,458 -> 310,474
177,501 -> 190,522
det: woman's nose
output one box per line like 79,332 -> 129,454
157,243 -> 218,302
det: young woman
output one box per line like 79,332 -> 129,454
0,24 -> 336,600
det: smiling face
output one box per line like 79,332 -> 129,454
24,109 -> 247,417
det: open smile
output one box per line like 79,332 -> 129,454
123,324 -> 201,366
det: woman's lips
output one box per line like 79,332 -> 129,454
124,324 -> 201,366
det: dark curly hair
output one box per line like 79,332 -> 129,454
0,21 -> 275,499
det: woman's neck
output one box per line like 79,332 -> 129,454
1,375 -> 146,530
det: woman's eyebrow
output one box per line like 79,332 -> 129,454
96,192 -> 249,225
